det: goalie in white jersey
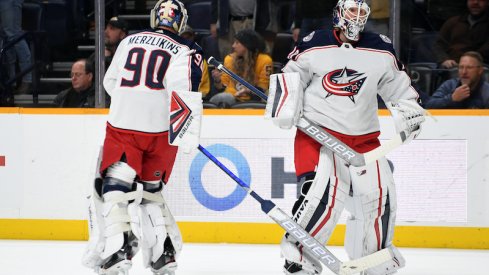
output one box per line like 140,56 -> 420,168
82,1 -> 204,274
267,1 -> 426,274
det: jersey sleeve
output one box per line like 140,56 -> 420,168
282,45 -> 313,93
189,44 -> 204,92
165,46 -> 203,93
376,41 -> 420,103
103,40 -> 127,96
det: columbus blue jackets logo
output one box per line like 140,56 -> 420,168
322,67 -> 367,103
169,92 -> 192,144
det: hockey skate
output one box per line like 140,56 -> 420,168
97,232 -> 138,275
150,237 -> 177,275
283,260 -> 320,275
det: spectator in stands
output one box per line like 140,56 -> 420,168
0,0 -> 33,94
89,16 -> 129,69
425,51 -> 489,108
292,0 -> 336,42
433,0 -> 489,69
104,17 -> 129,64
180,25 -> 214,100
210,29 -> 272,107
53,59 -> 95,108
210,0 -> 272,57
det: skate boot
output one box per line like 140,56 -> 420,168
151,237 -> 177,275
283,260 -> 320,275
97,232 -> 138,275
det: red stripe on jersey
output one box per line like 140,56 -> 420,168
0,156 -> 5,166
374,160 -> 383,250
187,54 -> 192,90
276,74 -> 289,116
311,154 -> 339,237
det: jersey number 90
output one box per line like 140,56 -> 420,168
121,48 -> 171,89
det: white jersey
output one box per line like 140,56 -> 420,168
103,29 -> 203,134
284,30 -> 419,136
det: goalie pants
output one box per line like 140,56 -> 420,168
291,129 -> 397,260
100,125 -> 178,182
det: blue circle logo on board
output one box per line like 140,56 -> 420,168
189,144 -> 250,211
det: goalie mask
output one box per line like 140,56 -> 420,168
150,0 -> 188,34
333,0 -> 370,41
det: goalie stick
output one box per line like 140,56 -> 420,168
207,56 -> 408,167
198,144 -> 394,274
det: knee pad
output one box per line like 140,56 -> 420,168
293,148 -> 350,245
366,246 -> 405,275
346,157 -> 397,259
83,162 -> 138,271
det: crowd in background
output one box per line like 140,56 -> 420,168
1,0 -> 488,108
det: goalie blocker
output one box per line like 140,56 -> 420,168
169,90 -> 203,154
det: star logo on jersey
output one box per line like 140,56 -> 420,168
169,91 -> 192,144
322,67 -> 367,103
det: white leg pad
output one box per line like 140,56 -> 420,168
130,187 -> 182,270
82,161 -> 138,272
365,246 -> 405,275
294,148 -> 350,244
82,186 -> 107,269
280,236 -> 322,274
345,157 -> 402,272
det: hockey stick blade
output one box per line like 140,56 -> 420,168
197,145 -> 390,274
340,248 -> 393,275
207,56 -> 403,167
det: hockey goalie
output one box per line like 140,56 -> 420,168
264,0 -> 426,274
82,0 -> 203,274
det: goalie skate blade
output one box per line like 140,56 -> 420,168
98,259 -> 132,275
339,248 -> 392,275
152,262 -> 177,275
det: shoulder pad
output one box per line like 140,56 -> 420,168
289,29 -> 338,60
358,32 -> 396,55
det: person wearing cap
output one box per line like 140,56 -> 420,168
210,29 -> 272,107
104,16 -> 129,64
88,16 -> 129,71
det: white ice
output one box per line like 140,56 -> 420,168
0,240 -> 488,275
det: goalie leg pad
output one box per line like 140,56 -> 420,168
280,236 -> 322,275
82,162 -> 139,272
365,245 -> 405,275
293,148 -> 350,244
281,148 -> 350,273
345,157 -> 401,268
132,181 -> 182,274
265,72 -> 303,129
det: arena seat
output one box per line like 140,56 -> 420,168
271,33 -> 294,73
407,63 -> 437,95
186,1 -> 212,36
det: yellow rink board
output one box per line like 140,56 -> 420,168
1,219 -> 488,249
1,107 -> 489,116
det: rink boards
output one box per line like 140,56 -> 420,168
0,108 -> 488,249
